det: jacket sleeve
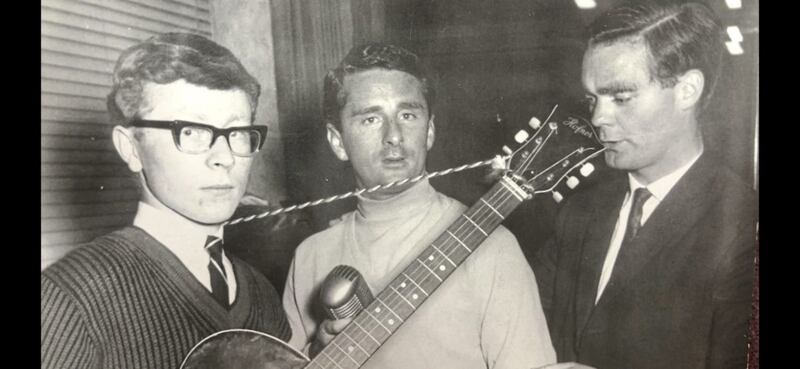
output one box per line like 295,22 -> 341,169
707,218 -> 757,369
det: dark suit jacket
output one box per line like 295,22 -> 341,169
533,152 -> 756,369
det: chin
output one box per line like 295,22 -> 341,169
185,206 -> 238,225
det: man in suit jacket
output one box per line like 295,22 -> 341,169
532,2 -> 757,369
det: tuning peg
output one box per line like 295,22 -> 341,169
552,191 -> 563,203
514,130 -> 529,144
502,145 -> 513,155
566,176 -> 579,189
579,163 -> 595,177
528,117 -> 541,130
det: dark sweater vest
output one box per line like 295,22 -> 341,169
41,227 -> 291,369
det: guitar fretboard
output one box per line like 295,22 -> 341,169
307,177 -> 525,369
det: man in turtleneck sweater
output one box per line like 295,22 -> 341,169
282,42 -> 556,369
41,33 -> 290,369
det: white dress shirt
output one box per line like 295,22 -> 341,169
133,201 -> 237,304
595,153 -> 702,303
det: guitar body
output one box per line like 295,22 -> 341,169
181,329 -> 309,369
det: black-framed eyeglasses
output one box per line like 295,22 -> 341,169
129,120 -> 268,157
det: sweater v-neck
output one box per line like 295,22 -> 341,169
121,227 -> 252,329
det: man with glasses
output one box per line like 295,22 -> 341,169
41,33 -> 290,369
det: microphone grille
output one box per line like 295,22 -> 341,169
320,265 -> 374,320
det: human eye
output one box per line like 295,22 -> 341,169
612,93 -> 633,105
181,126 -> 197,136
180,125 -> 210,140
362,115 -> 381,125
178,124 -> 212,152
400,112 -> 418,121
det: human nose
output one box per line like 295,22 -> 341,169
590,100 -> 614,128
382,117 -> 403,146
206,135 -> 235,168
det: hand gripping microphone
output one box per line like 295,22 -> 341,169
319,265 -> 374,320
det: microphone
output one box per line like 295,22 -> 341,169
319,265 -> 374,320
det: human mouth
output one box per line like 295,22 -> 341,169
201,185 -> 235,194
382,156 -> 406,167
601,139 -> 624,150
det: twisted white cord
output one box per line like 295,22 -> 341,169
224,156 -> 507,226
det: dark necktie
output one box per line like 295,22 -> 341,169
205,236 -> 229,308
622,187 -> 653,245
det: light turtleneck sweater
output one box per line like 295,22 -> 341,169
283,179 -> 556,369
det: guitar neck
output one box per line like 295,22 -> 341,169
308,177 -> 526,369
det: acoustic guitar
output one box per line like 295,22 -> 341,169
180,106 -> 605,369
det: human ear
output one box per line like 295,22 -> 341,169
675,69 -> 705,110
426,115 -> 436,150
326,123 -> 349,161
112,125 -> 143,173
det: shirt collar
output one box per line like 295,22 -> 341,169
627,151 -> 702,202
356,178 -> 436,221
133,201 -> 224,261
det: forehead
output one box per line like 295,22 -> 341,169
342,69 -> 426,109
140,80 -> 252,124
582,40 -> 654,91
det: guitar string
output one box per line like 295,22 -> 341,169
317,182 -> 517,368
315,146 -> 604,366
323,185 -> 517,368
316,148 -> 608,367
314,114 -> 586,367
317,185 -> 516,368
315,185 -> 511,367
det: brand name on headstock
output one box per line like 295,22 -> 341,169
561,117 -> 594,139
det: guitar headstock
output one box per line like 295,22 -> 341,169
502,105 -> 605,202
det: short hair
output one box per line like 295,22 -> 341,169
107,32 -> 260,126
587,0 -> 723,111
322,42 -> 435,129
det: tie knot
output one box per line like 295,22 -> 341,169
631,187 -> 652,208
205,236 -> 223,257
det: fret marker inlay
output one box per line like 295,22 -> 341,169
416,258 -> 443,281
431,244 -> 457,267
402,272 -> 429,296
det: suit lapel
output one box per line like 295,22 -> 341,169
592,153 -> 719,311
573,175 -> 628,340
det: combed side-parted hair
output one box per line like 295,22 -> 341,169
107,32 -> 260,126
322,42 -> 435,129
588,0 -> 723,111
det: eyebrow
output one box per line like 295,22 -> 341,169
398,101 -> 426,110
595,82 -> 638,95
349,101 -> 426,117
349,105 -> 383,117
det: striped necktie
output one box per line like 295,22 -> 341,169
205,236 -> 229,308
